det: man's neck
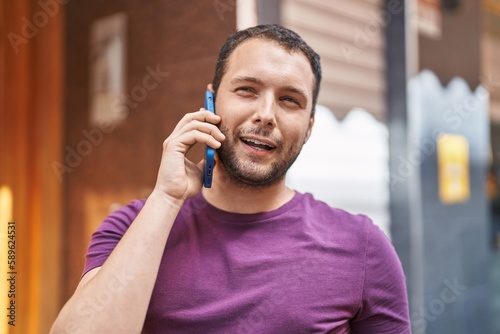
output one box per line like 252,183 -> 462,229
201,168 -> 295,214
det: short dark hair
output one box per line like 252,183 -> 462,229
212,24 -> 322,113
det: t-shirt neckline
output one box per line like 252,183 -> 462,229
193,191 -> 304,223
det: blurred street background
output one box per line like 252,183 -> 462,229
1,0 -> 499,333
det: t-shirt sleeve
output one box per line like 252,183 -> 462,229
82,199 -> 146,278
350,217 -> 411,333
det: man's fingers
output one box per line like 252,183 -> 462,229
168,114 -> 225,153
170,130 -> 224,152
173,120 -> 225,141
173,109 -> 221,133
163,109 -> 225,157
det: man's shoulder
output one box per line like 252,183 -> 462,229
291,192 -> 380,247
297,192 -> 372,227
97,199 -> 147,233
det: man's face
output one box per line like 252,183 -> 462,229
215,38 -> 315,187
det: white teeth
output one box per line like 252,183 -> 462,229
246,139 -> 267,146
242,138 -> 275,150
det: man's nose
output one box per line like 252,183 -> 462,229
251,94 -> 277,129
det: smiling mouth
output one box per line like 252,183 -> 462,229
240,138 -> 276,151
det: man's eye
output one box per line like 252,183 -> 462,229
281,96 -> 299,105
236,87 -> 254,93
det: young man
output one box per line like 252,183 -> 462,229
51,25 -> 410,333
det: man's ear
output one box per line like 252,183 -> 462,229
207,83 -> 214,92
305,115 -> 314,143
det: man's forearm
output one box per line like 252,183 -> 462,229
51,190 -> 183,334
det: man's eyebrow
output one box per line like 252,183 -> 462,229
229,76 -> 263,85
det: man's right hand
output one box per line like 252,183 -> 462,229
153,108 -> 225,202
50,108 -> 225,334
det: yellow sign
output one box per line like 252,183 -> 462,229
437,134 -> 470,204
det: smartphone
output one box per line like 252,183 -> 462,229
203,91 -> 215,188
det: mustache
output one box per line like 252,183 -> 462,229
219,124 -> 279,141
238,126 -> 270,137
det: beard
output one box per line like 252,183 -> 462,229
216,124 -> 306,188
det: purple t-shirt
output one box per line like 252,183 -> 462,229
84,192 -> 410,333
